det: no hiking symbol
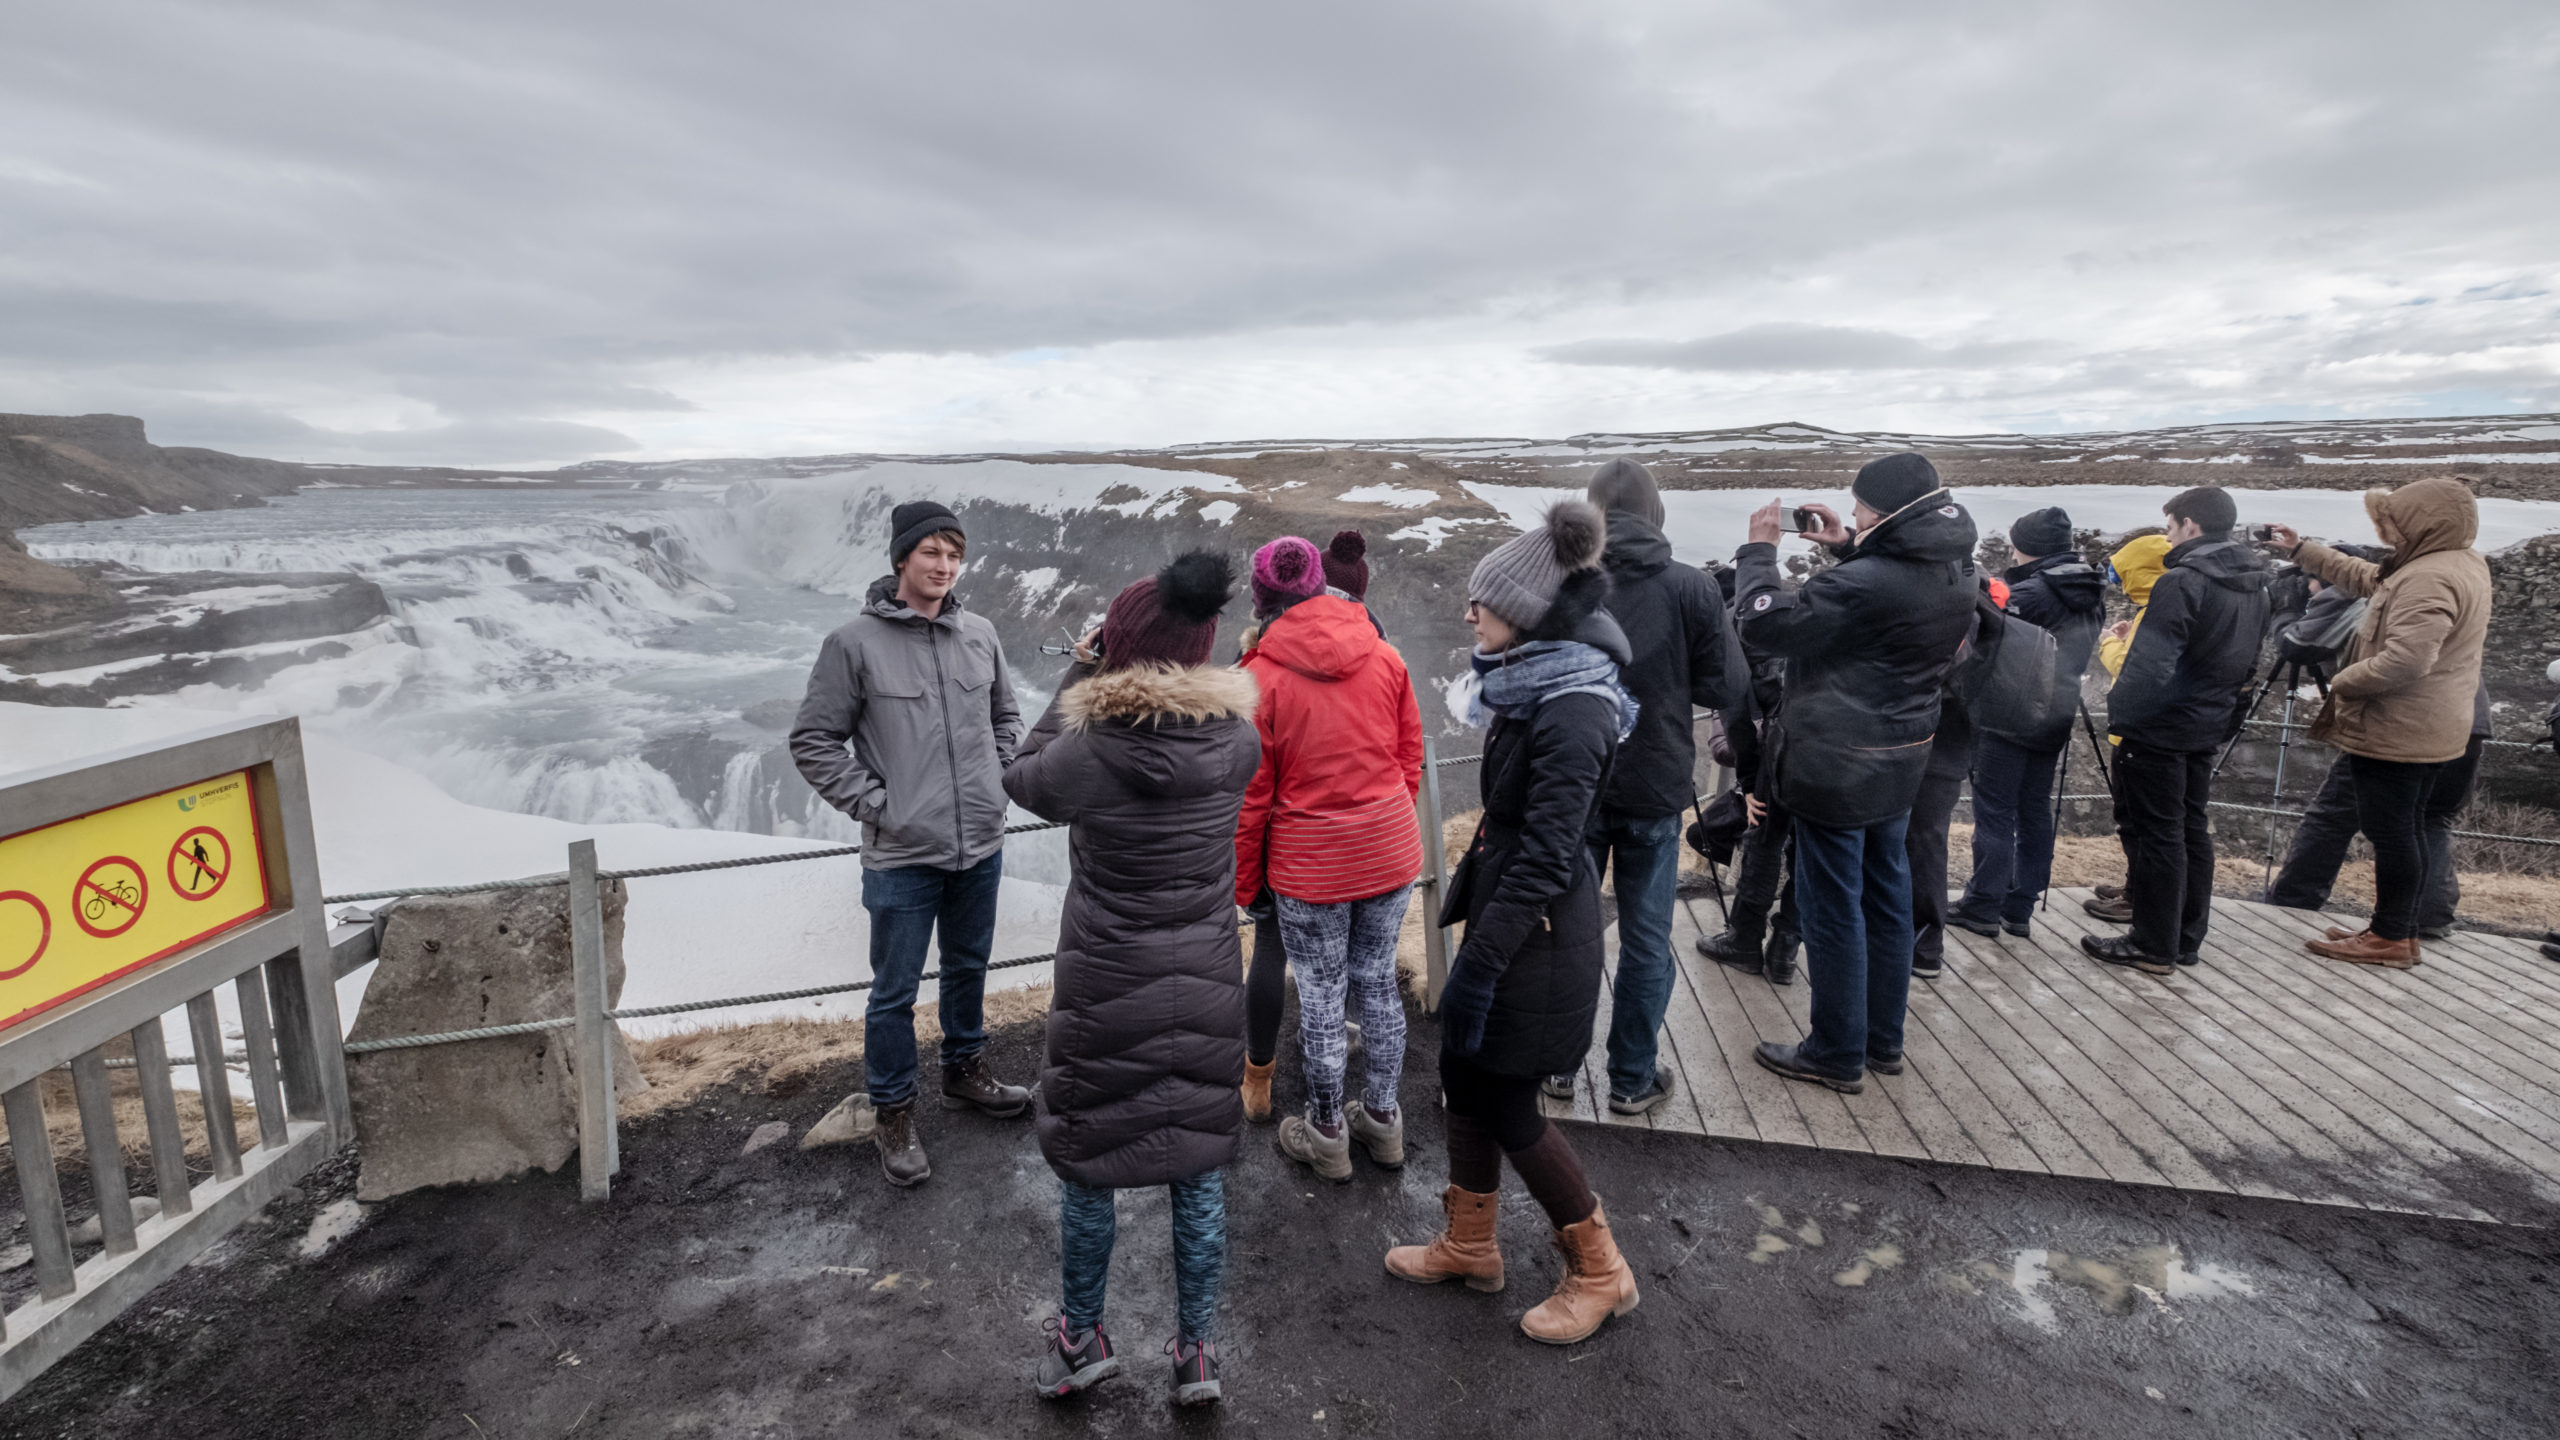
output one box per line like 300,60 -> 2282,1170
169,826 -> 232,902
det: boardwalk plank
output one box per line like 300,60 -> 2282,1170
1700,938 -> 1876,1153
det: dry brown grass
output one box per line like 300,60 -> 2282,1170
0,1060 -> 266,1175
620,985 -> 1055,1120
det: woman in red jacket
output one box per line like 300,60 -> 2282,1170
1237,536 -> 1425,1183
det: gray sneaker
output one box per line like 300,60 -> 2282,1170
1277,1113 -> 1353,1183
1608,1069 -> 1678,1117
1035,1318 -> 1120,1399
1168,1337 -> 1221,1406
1346,1101 -> 1404,1169
1539,1073 -> 1576,1102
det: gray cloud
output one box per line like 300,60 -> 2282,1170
1539,324 -> 2052,372
0,0 -> 2554,463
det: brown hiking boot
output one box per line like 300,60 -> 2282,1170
1385,1185 -> 1504,1292
874,1103 -> 930,1187
1241,1060 -> 1275,1124
1521,1197 -> 1639,1345
2307,930 -> 2421,969
940,1056 -> 1031,1117
2083,893 -> 2134,922
2096,883 -> 2125,901
2323,925 -> 2364,941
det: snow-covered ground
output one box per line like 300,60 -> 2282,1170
0,703 -> 1066,1054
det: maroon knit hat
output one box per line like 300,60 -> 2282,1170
1098,551 -> 1235,672
1250,536 -> 1325,617
1321,529 -> 1369,599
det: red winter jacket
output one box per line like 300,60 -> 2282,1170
1234,596 -> 1425,906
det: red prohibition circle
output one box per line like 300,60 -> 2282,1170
168,826 -> 232,902
0,891 -> 47,979
73,856 -> 148,940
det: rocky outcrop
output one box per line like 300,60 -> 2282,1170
0,562 -> 398,707
345,881 -> 648,1203
0,413 -> 318,529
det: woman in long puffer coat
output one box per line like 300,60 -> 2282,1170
1382,500 -> 1644,1347
1003,552 -> 1261,1408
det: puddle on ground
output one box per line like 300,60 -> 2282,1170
1833,1244 -> 1904,1287
1794,1219 -> 1826,1247
1748,1234 -> 1792,1263
297,1198 -> 370,1259
1942,1244 -> 2258,1330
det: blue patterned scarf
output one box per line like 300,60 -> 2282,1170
1455,639 -> 1638,737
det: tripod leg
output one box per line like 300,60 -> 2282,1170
2263,680 -> 2298,888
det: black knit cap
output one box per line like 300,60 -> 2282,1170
2009,506 -> 2073,558
890,501 -> 964,565
1851,452 -> 1941,515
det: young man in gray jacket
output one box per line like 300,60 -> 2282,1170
792,500 -> 1029,1187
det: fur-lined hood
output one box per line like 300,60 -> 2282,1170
1061,663 -> 1259,732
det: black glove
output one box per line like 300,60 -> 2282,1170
1439,958 -> 1497,1056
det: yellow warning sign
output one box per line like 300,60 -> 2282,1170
0,770 -> 272,1033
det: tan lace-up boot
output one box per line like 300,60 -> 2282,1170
1384,1186 -> 1504,1292
1520,1198 -> 1639,1344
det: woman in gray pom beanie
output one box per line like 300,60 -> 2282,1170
1384,498 -> 1643,1346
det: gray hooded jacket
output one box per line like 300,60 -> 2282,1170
791,576 -> 1023,870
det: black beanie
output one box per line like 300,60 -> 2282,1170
2009,506 -> 2073,558
1852,453 -> 1940,515
890,501 -> 964,565
2163,486 -> 2238,537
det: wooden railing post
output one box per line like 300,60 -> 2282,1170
569,840 -> 617,1202
1418,735 -> 1451,1012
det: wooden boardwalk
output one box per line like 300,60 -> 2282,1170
1543,887 -> 2560,1225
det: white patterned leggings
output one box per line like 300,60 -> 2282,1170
1276,885 -> 1413,1128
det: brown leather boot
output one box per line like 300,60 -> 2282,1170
2323,924 -> 2365,941
1521,1198 -> 1639,1345
1242,1060 -> 1275,1125
1384,1186 -> 1504,1292
2307,930 -> 2421,969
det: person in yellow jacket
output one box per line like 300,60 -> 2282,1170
2097,534 -> 2174,678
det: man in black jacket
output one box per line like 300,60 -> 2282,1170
1552,458 -> 1743,1115
1951,508 -> 2105,939
1734,454 -> 1979,1093
2084,487 -> 2271,975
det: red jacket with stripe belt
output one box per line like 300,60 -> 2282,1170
1234,595 -> 1425,906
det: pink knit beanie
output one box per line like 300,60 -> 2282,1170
1250,536 -> 1325,618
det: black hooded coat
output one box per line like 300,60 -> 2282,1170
2001,550 -> 2108,749
1002,661 -> 1262,1189
1595,510 -> 1745,817
2105,537 -> 2273,753
1732,496 -> 1981,829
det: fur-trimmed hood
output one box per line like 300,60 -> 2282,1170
1062,662 -> 1259,731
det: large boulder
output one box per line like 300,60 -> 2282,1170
347,880 -> 648,1202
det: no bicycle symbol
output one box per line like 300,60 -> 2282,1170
169,826 -> 232,901
74,856 -> 148,940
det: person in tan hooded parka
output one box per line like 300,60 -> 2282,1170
2266,477 -> 2492,970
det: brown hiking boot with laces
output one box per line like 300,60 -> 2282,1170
2307,930 -> 2421,970
1385,1185 -> 1505,1292
940,1055 -> 1030,1117
874,1103 -> 930,1187
1521,1197 -> 1640,1345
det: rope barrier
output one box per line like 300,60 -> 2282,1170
333,952 -> 1064,1054
2048,794 -> 2560,846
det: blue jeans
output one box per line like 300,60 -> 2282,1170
1589,811 -> 1683,1099
1792,814 -> 1914,1077
1060,1171 -> 1227,1343
861,850 -> 1002,1108
1957,734 -> 2063,927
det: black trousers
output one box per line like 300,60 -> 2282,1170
2348,753 -> 2446,942
2113,741 -> 2216,961
1905,761 -> 1968,965
1732,801 -> 1799,933
1245,892 -> 1287,1066
2266,738 -> 2478,931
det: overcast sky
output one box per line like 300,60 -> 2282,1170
4,1 -> 2555,467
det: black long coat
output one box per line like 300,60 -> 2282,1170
1597,511 -> 1745,819
1442,680 -> 1622,1080
1002,661 -> 1262,1188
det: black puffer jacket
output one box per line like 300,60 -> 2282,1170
1597,511 -> 1744,817
1002,661 -> 1262,1188
1441,607 -> 1627,1078
2002,550 -> 2107,748
1733,498 -> 1980,828
2106,537 -> 2272,753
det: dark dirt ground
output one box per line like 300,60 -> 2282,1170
7,1006 -> 2559,1440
